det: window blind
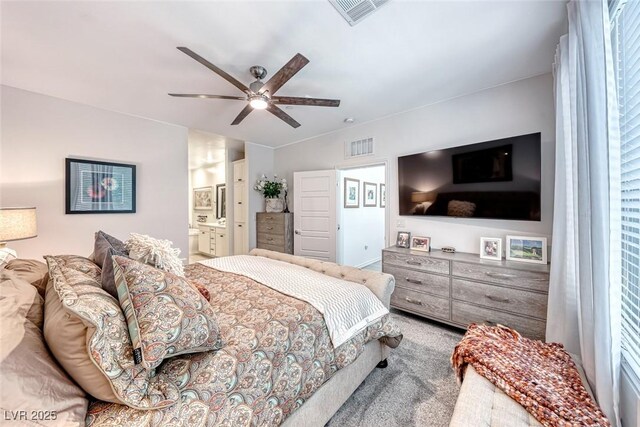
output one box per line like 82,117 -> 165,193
613,0 -> 640,375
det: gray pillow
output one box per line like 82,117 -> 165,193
93,231 -> 128,298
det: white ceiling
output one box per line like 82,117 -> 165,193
1,0 -> 567,148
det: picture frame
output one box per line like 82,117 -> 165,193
344,178 -> 360,208
396,231 -> 411,248
363,182 -> 377,207
216,184 -> 226,219
410,236 -> 431,252
65,158 -> 136,214
506,235 -> 547,264
380,184 -> 386,208
480,237 -> 502,261
194,187 -> 213,210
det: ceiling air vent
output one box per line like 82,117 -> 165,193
345,137 -> 375,159
329,0 -> 391,26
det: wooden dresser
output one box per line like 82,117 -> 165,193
256,212 -> 293,254
382,246 -> 550,340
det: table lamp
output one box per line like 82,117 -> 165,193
0,207 -> 37,268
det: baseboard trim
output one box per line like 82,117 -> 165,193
354,257 -> 381,269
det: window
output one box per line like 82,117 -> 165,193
612,0 -> 640,376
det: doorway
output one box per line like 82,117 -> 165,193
337,164 -> 386,270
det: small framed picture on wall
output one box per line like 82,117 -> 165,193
506,235 -> 548,264
363,182 -> 377,207
396,231 -> 411,248
410,236 -> 431,252
380,184 -> 386,208
480,237 -> 502,261
344,178 -> 360,208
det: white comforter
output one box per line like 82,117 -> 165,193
199,255 -> 389,348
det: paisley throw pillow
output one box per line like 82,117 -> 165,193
113,256 -> 223,370
44,255 -> 179,410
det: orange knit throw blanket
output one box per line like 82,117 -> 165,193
451,324 -> 610,427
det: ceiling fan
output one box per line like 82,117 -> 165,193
169,47 -> 341,128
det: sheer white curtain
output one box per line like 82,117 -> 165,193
547,0 -> 621,424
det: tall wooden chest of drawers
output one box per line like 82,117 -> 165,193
382,246 -> 550,340
256,212 -> 294,254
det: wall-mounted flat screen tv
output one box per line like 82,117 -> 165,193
398,133 -> 541,221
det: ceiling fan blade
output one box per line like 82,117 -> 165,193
260,53 -> 309,96
231,104 -> 254,126
168,94 -> 246,100
177,47 -> 250,94
271,96 -> 340,107
267,104 -> 301,128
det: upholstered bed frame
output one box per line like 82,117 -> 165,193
248,249 -> 394,426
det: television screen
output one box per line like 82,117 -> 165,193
398,133 -> 541,221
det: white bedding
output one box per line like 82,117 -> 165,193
199,255 -> 389,348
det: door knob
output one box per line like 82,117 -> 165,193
294,230 -> 301,235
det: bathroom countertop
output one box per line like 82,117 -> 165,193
197,222 -> 227,229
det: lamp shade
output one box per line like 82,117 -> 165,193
0,207 -> 37,242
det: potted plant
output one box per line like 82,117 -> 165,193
254,174 -> 287,213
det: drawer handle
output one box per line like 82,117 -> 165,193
267,237 -> 274,241
484,319 -> 497,326
405,278 -> 423,285
237,202 -> 242,205
267,226 -> 274,230
485,272 -> 516,279
405,297 -> 423,306
265,216 -> 274,220
219,234 -> 224,237
406,260 -> 422,266
485,295 -> 510,303
237,224 -> 243,228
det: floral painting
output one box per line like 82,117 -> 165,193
66,158 -> 135,214
193,187 -> 213,210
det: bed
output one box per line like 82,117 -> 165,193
1,247 -> 401,427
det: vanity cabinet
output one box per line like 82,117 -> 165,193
198,225 -> 227,257
382,246 -> 550,340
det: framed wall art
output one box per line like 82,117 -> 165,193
380,184 -> 386,208
363,182 -> 377,207
344,178 -> 360,208
65,158 -> 136,214
194,187 -> 213,210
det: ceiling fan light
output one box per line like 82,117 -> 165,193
249,96 -> 268,110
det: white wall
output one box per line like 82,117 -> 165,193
339,165 -> 385,267
0,85 -> 189,259
274,74 -> 555,254
245,142 -> 275,250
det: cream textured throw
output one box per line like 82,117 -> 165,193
125,233 -> 184,276
199,255 -> 389,347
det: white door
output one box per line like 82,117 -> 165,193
293,170 -> 337,262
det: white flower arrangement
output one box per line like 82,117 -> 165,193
254,174 -> 287,198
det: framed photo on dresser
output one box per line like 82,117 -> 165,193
506,235 -> 547,264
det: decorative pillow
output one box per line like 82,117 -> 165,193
93,231 -> 130,298
4,259 -> 49,298
125,233 -> 184,276
113,256 -> 222,370
1,270 -> 88,424
44,255 -> 179,410
448,200 -> 476,217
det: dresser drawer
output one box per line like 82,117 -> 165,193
257,233 -> 285,246
452,301 -> 545,340
384,265 -> 449,298
257,242 -> 286,253
257,213 -> 285,226
383,251 -> 449,275
452,279 -> 547,319
391,287 -> 450,320
257,221 -> 284,235
452,262 -> 549,293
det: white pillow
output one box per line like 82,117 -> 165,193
124,233 -> 184,276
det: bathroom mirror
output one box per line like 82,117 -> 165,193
216,184 -> 226,219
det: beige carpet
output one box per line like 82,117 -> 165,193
326,310 -> 464,427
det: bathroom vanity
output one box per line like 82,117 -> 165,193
198,223 -> 228,257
